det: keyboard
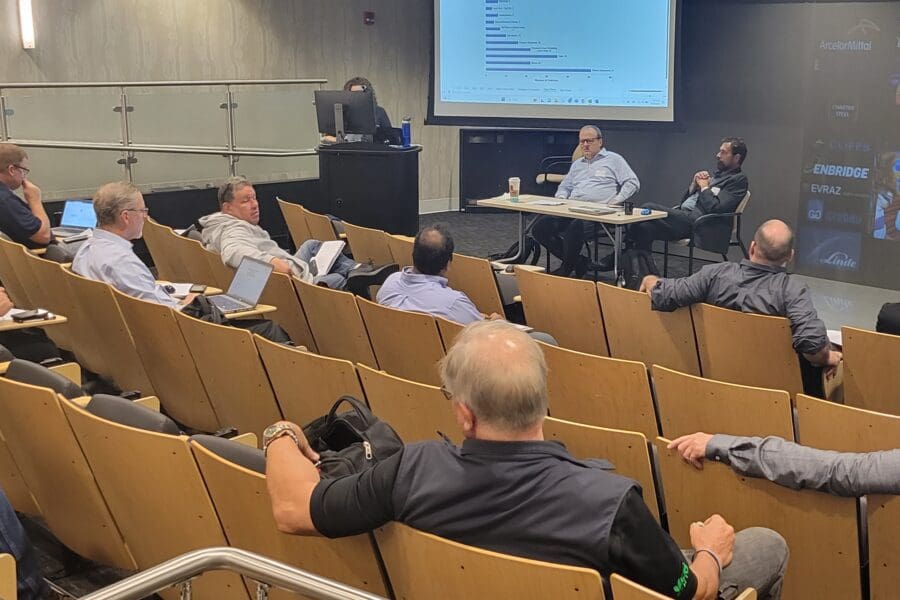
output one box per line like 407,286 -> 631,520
210,295 -> 251,313
53,227 -> 87,238
568,206 -> 617,216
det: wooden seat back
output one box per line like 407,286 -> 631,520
435,315 -> 466,350
166,232 -> 219,285
201,245 -> 236,290
386,234 -> 414,268
47,263 -> 110,376
22,250 -> 76,352
256,272 -> 317,351
301,206 -> 339,242
0,236 -> 32,307
343,221 -> 395,265
610,574 -> 755,600
841,326 -> 900,415
446,253 -> 505,316
277,198 -> 313,248
142,219 -> 189,282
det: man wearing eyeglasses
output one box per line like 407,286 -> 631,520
0,143 -> 52,249
531,126 -> 640,277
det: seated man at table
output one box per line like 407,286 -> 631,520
531,126 -> 639,278
200,176 -> 396,298
639,220 -> 842,387
265,320 -> 788,600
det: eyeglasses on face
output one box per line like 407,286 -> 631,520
122,207 -> 150,215
440,386 -> 454,401
579,137 -> 600,145
11,164 -> 30,175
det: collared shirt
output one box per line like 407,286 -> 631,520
376,266 -> 483,324
72,228 -> 180,308
310,438 -> 696,598
707,434 -> 900,496
677,167 -> 748,218
0,182 -> 42,249
555,149 -> 640,205
650,259 -> 828,355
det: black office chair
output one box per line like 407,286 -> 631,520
663,191 -> 751,276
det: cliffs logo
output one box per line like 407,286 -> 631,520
799,227 -> 861,271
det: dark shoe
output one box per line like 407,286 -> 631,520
346,263 -> 400,299
574,255 -> 590,279
590,252 -> 616,272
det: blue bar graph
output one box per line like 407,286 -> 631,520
485,12 -> 498,17
487,68 -> 591,73
486,27 -> 501,31
486,61 -> 530,65
487,54 -> 558,59
485,41 -> 520,45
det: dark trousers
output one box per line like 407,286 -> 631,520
628,204 -> 695,250
0,329 -> 60,363
0,489 -> 48,600
531,216 -> 593,274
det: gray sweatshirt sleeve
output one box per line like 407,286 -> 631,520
706,434 -> 900,497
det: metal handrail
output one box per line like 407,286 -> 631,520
0,79 -> 327,89
9,139 -> 317,158
78,547 -> 386,600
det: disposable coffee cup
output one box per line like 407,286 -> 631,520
623,200 -> 634,215
508,177 -> 521,202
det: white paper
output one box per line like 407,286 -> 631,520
827,329 -> 843,347
158,282 -> 193,299
0,308 -> 28,322
312,240 -> 346,276
530,200 -> 565,206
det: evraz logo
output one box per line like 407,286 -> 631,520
822,252 -> 858,269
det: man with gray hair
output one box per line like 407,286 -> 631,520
640,220 -> 842,377
265,320 -> 787,599
531,125 -> 640,277
200,176 -> 396,297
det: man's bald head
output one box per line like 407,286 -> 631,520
752,220 -> 794,265
440,320 -> 548,434
413,223 -> 455,275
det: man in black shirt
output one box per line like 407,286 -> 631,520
0,144 -> 52,249
266,321 -> 787,598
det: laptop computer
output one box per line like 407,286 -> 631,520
208,256 -> 274,314
53,199 -> 97,238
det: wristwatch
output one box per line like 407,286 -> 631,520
262,422 -> 300,456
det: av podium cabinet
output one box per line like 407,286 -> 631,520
317,143 -> 421,236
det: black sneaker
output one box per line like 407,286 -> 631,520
346,263 -> 400,299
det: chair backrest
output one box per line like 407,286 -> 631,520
540,342 -> 657,439
0,236 -> 32,307
543,417 -> 659,521
793,394 -> 900,600
254,271 -> 317,351
435,315 -> 466,351
166,232 -> 219,285
374,522 -> 605,600
141,219 -> 189,282
691,303 -> 803,395
731,191 -> 751,235
516,268 -> 609,356
445,253 -> 505,316
610,574 -> 755,600
201,245 -> 236,290
46,263 -> 110,376
292,278 -> 377,367
254,335 -> 365,426
61,399 -> 248,600
112,288 -> 221,432
301,206 -> 339,242
841,326 -> 900,415
174,311 -> 282,438
0,377 -> 135,569
2,239 -> 45,309
652,365 -> 794,440
343,221 -> 395,265
22,250 -> 76,352
654,437 -> 860,600
61,268 -> 155,395
596,283 -> 700,375
277,198 -> 314,249
386,234 -> 414,268
356,364 -> 460,444
190,438 -> 389,597
0,432 -> 40,516
356,298 -> 445,385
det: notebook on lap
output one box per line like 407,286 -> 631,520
53,199 -> 97,238
208,256 -> 274,314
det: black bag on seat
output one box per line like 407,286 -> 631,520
302,396 -> 404,478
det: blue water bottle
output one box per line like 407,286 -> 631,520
401,117 -> 411,147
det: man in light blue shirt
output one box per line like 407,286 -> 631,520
532,126 -> 640,277
72,181 -> 190,309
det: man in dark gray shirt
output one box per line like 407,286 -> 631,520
639,220 -> 842,372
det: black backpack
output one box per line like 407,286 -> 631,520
488,235 -> 542,266
302,396 -> 404,478
622,249 -> 659,290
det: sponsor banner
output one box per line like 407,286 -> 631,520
797,226 -> 862,271
806,196 -> 865,227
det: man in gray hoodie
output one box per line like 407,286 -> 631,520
200,177 -> 396,297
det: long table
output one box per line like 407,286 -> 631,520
477,194 -> 667,278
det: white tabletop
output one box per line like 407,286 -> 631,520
477,194 -> 668,225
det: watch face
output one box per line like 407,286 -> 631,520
263,424 -> 282,440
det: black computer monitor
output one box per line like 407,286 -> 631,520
314,89 -> 377,140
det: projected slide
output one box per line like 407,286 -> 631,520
432,0 -> 677,124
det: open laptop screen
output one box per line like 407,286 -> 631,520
227,257 -> 274,305
60,200 -> 97,228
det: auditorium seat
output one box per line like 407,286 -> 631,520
254,334 -> 365,426
610,573 -> 755,600
596,283 -> 700,375
301,206 -> 340,242
164,232 -> 220,286
445,252 -> 505,316
257,271 -> 318,351
691,303 -> 803,396
539,342 -> 658,440
277,197 -> 314,249
23,251 -> 78,353
356,298 -> 445,385
61,395 -> 248,600
190,435 -> 390,598
654,437 -> 860,599
516,267 -> 609,356
841,325 -> 900,415
374,522 -> 605,599
292,278 -> 377,368
652,365 -> 794,440
543,417 -> 660,521
174,310 -> 283,439
435,315 -> 465,350
0,238 -> 41,310
794,394 -> 900,600
113,289 -> 221,432
142,219 -> 189,282
356,364 -> 460,444
0,236 -> 32,307
342,221 -> 395,265
386,234 -> 415,269
201,244 -> 236,290
0,376 -> 135,569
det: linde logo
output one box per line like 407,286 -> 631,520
812,164 -> 870,179
822,252 -> 858,268
819,40 -> 872,51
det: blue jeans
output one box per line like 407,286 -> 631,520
296,240 -> 357,290
0,489 -> 48,600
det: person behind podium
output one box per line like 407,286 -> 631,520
530,126 -> 640,278
320,76 -> 393,144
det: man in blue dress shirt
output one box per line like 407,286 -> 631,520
531,126 -> 640,277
